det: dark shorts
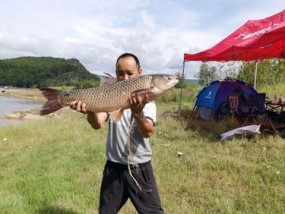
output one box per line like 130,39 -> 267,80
99,160 -> 164,214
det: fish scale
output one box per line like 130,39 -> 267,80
61,75 -> 153,112
40,74 -> 179,121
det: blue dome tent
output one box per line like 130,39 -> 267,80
194,79 -> 265,120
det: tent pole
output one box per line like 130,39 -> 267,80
254,61 -> 258,89
178,60 -> 186,114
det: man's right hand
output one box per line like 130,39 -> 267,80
70,101 -> 87,113
70,101 -> 108,129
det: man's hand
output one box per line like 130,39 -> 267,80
70,101 -> 107,129
129,91 -> 154,137
129,92 -> 150,118
70,101 -> 87,113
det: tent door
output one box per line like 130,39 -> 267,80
229,95 -> 239,114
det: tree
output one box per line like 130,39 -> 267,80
0,57 -> 100,88
237,59 -> 285,86
217,62 -> 239,80
174,71 -> 184,88
196,63 -> 218,86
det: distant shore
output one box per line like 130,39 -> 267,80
0,87 -> 45,101
0,88 -> 46,121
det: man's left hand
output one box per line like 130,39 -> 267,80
129,92 -> 150,118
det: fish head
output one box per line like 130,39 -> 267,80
150,74 -> 179,96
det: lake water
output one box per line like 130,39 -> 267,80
0,95 -> 43,127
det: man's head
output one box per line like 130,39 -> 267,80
116,53 -> 142,81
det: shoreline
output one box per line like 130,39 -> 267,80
0,88 -> 46,121
0,87 -> 45,101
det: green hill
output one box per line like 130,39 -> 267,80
0,56 -> 100,88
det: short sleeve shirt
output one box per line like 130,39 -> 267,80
106,101 -> 156,164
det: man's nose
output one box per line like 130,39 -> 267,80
122,74 -> 129,80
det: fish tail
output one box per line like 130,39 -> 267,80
40,88 -> 63,115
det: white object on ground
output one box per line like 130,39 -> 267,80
221,125 -> 261,141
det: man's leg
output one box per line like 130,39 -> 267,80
99,161 -> 128,214
125,162 -> 164,214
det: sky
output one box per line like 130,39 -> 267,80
1,0 -> 284,78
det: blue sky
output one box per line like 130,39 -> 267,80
0,0 -> 284,78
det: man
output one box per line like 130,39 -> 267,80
70,53 -> 164,214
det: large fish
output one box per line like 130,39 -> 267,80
40,74 -> 179,121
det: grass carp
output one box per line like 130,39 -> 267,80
40,74 -> 179,121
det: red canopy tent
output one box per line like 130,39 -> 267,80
184,10 -> 285,62
179,10 -> 285,112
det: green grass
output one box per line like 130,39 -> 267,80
0,104 -> 285,214
258,82 -> 285,100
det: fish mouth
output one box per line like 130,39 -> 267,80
166,78 -> 179,88
171,79 -> 179,86
151,74 -> 179,92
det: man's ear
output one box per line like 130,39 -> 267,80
138,68 -> 142,75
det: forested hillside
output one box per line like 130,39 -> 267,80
0,57 -> 100,88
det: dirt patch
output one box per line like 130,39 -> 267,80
1,110 -> 62,121
1,112 -> 43,120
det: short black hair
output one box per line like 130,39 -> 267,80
116,53 -> 141,70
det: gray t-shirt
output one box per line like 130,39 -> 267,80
106,101 -> 156,164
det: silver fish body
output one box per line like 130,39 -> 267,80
62,75 -> 154,113
40,74 -> 178,118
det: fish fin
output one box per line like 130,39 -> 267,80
109,108 -> 124,122
103,72 -> 114,78
100,73 -> 117,86
40,88 -> 63,115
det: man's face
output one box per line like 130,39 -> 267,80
116,56 -> 142,81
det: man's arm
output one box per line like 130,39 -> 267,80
129,93 -> 154,138
133,113 -> 154,138
87,112 -> 108,129
70,101 -> 108,129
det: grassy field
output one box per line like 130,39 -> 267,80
0,84 -> 285,214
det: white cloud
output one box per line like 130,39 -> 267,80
0,0 -> 284,78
